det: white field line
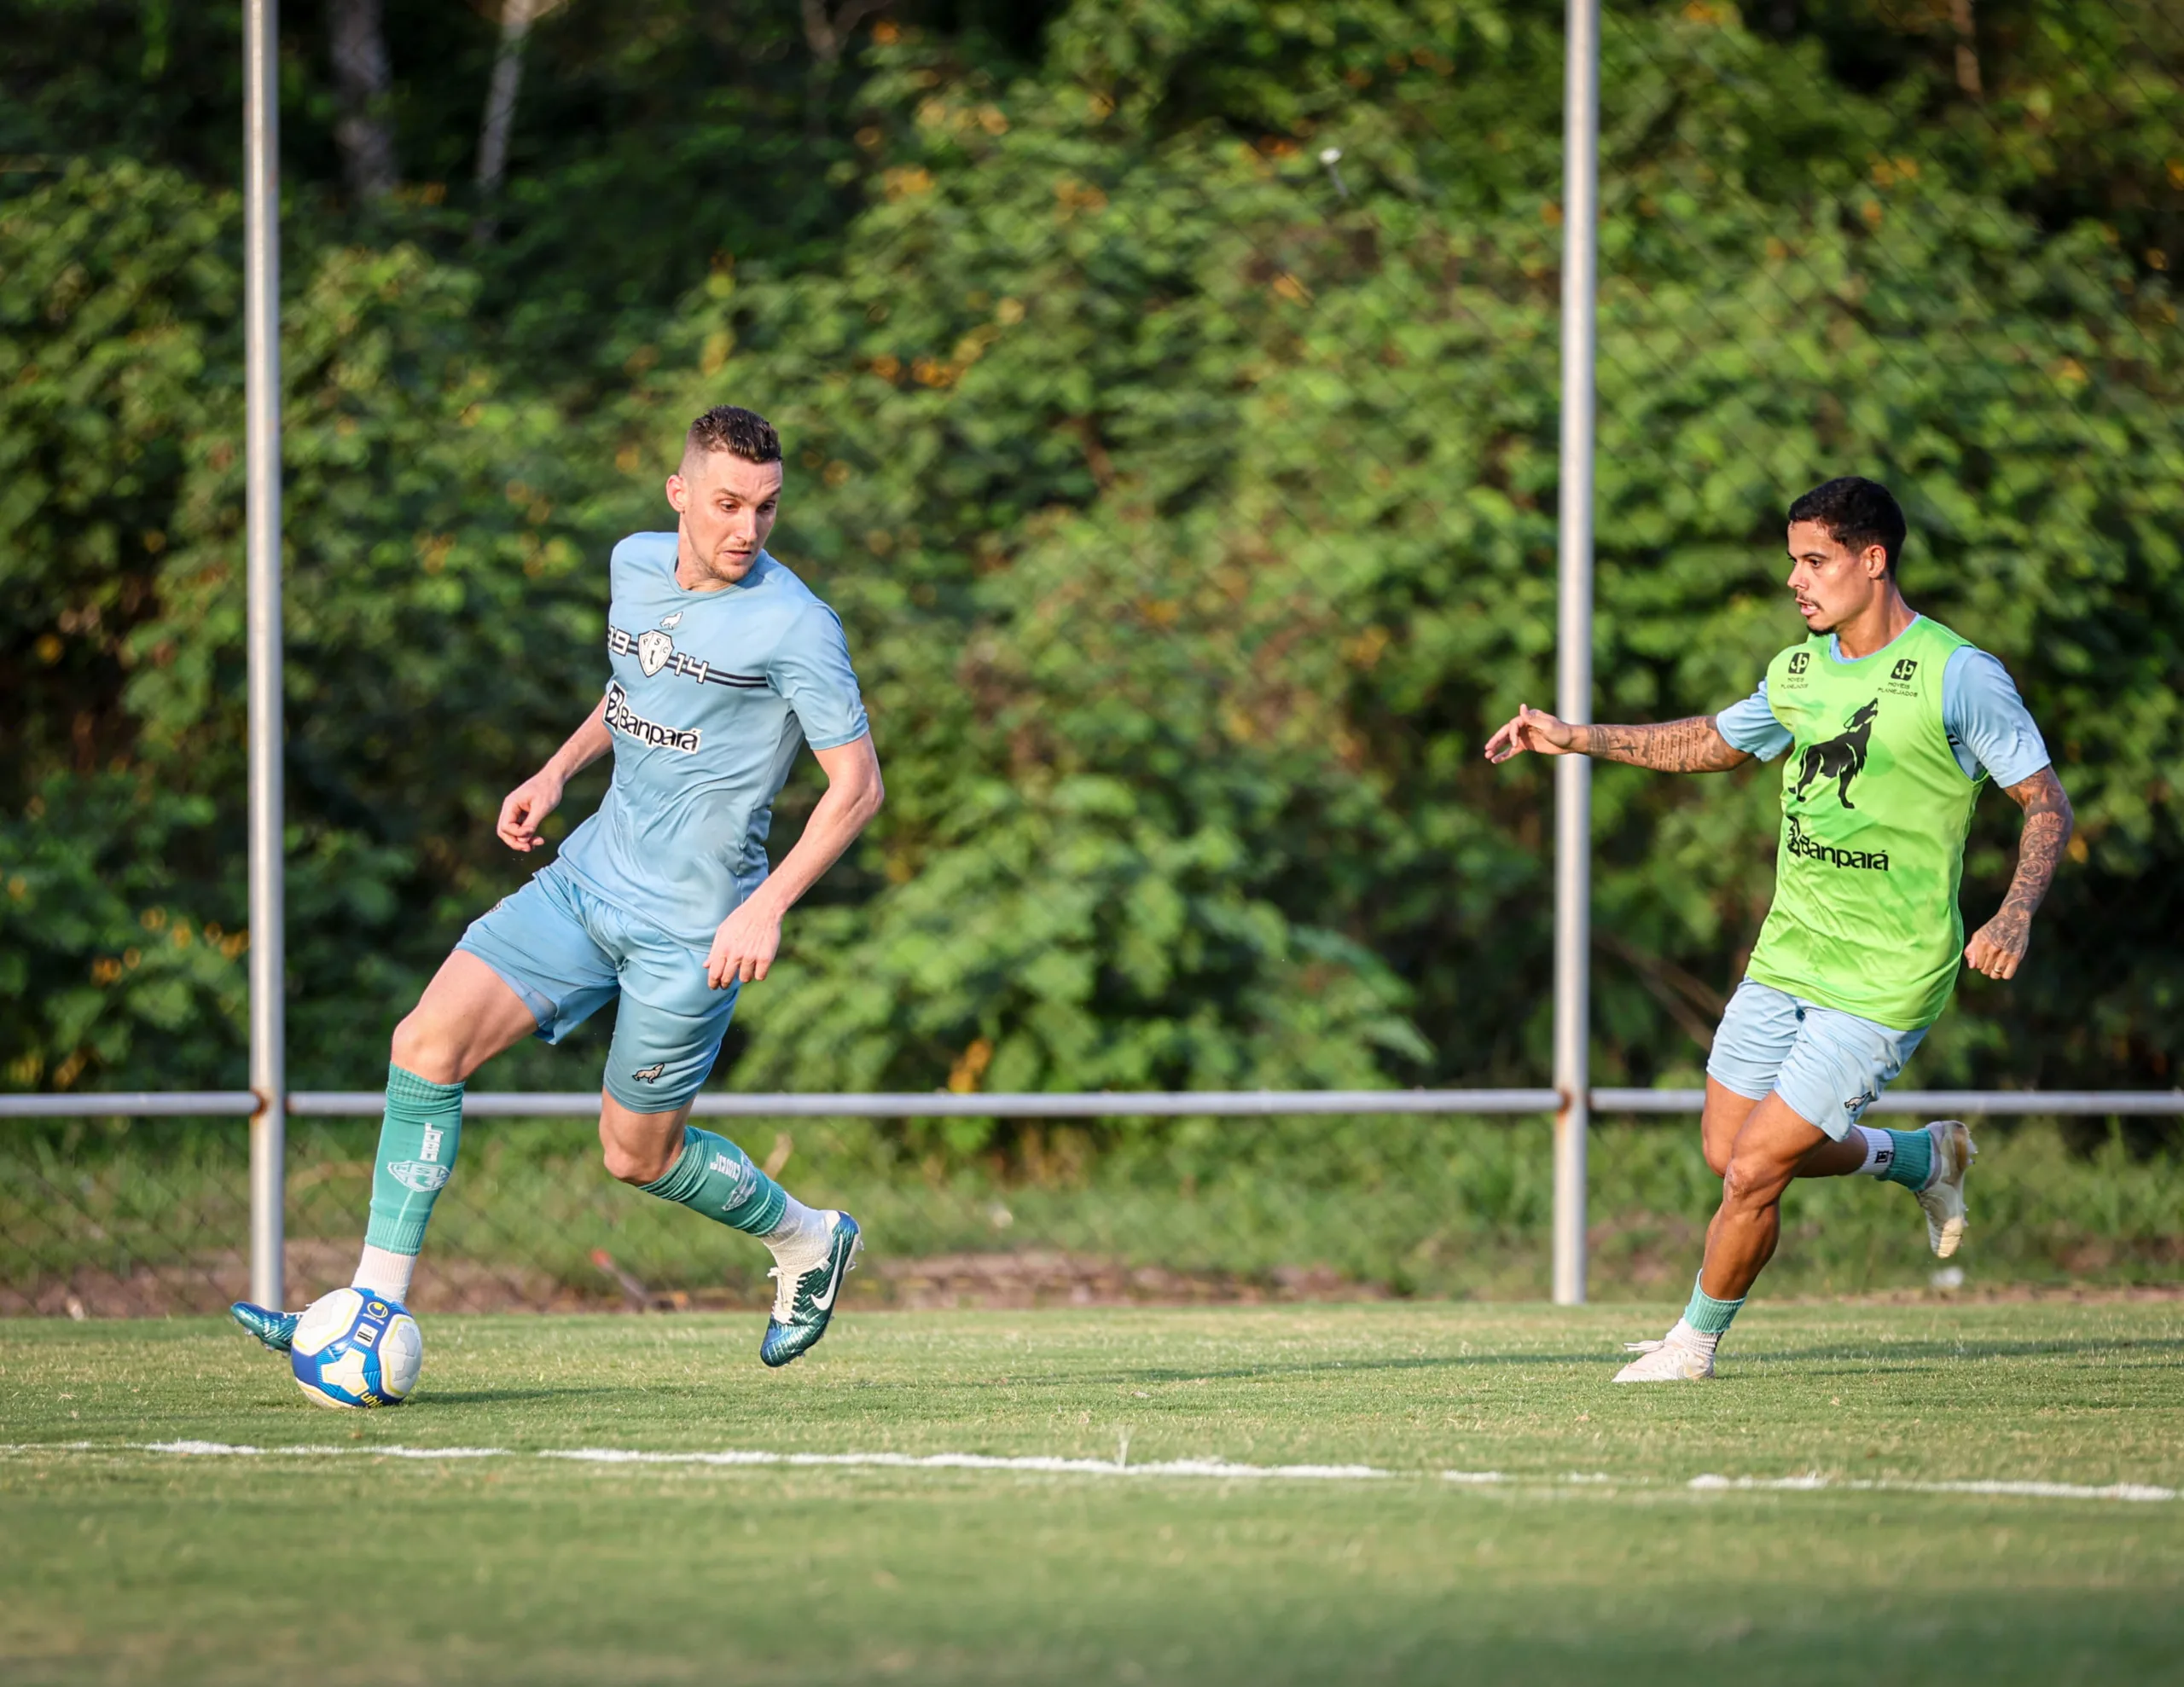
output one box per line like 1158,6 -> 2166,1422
0,1441 -> 2174,1503
1687,1472 -> 2180,1504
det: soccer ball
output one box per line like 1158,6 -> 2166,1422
289,1287 -> 423,1409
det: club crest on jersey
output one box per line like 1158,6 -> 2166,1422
386,1159 -> 452,1193
607,625 -> 768,692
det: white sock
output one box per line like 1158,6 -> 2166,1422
1666,1317 -> 1719,1359
1851,1125 -> 1896,1178
763,1196 -> 834,1272
352,1244 -> 417,1303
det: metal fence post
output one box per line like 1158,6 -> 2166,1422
244,0 -> 286,1311
1553,0 -> 1600,1307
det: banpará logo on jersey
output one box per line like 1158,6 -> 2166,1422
1790,698 -> 1879,810
604,681 -> 701,753
607,625 -> 767,691
386,1159 -> 453,1193
1785,814 -> 1891,872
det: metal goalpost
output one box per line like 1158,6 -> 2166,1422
1552,0 -> 1600,1307
244,0 -> 287,1311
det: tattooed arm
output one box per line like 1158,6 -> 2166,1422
1483,706 -> 1751,774
1963,767 -> 2075,981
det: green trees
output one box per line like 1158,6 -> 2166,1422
3,0 -> 2179,1116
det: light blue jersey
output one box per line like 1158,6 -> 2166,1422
555,534 -> 868,948
1716,618 -> 2049,786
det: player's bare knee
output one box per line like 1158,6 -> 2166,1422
1701,1138 -> 1733,1179
601,1144 -> 659,1186
389,1011 -> 464,1085
1721,1152 -> 1790,1213
599,1128 -> 679,1186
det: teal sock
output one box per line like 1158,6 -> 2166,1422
1682,1274 -> 1746,1337
363,1063 -> 465,1255
1880,1128 -> 1934,1191
639,1129 -> 787,1237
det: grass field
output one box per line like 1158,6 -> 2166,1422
5,1301 -> 2184,1685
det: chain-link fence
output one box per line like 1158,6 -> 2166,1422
11,1099 -> 2184,1317
8,2 -> 2181,1314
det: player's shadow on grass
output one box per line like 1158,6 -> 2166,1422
1083,1333 -> 2184,1387
1083,1352 -> 1611,1386
1749,1336 -> 2184,1365
421,1387 -> 624,1405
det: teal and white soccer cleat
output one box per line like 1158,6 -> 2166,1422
759,1212 -> 861,1369
1613,1335 -> 1715,1383
1917,1118 -> 1978,1259
230,1301 -> 300,1354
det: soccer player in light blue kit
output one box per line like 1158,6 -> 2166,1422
233,405 -> 883,1368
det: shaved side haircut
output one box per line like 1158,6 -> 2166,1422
1787,476 -> 1908,577
684,405 -> 782,467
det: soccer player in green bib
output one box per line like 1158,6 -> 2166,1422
1484,478 -> 2074,1382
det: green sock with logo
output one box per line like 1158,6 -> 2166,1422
1879,1128 -> 1934,1190
639,1129 -> 787,1237
363,1064 -> 464,1255
349,1064 -> 465,1304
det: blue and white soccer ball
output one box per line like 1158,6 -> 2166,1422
289,1288 -> 423,1409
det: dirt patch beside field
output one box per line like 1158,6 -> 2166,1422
3,1243 -> 1387,1317
15,1243 -> 2181,1319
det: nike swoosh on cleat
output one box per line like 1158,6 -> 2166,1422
810,1249 -> 847,1313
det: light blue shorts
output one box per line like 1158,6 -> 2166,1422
1705,977 -> 1926,1139
457,862 -> 736,1114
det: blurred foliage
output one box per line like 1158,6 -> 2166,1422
3,0 -> 2181,1152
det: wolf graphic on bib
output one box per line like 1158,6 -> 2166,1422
1791,698 -> 1880,809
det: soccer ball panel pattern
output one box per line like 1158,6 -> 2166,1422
289,1288 -> 423,1409
380,1313 -> 424,1400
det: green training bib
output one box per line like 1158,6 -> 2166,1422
1745,616 -> 1982,1030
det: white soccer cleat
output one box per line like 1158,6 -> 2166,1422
1613,1335 -> 1715,1383
1917,1119 -> 1978,1260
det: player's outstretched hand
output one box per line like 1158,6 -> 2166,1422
1484,705 -> 1579,763
707,898 -> 783,989
1963,908 -> 2030,981
497,770 -> 566,853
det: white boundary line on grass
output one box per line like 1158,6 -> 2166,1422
2,1440 -> 2176,1503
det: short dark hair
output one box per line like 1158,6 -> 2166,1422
1786,476 -> 1907,576
684,404 -> 781,465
